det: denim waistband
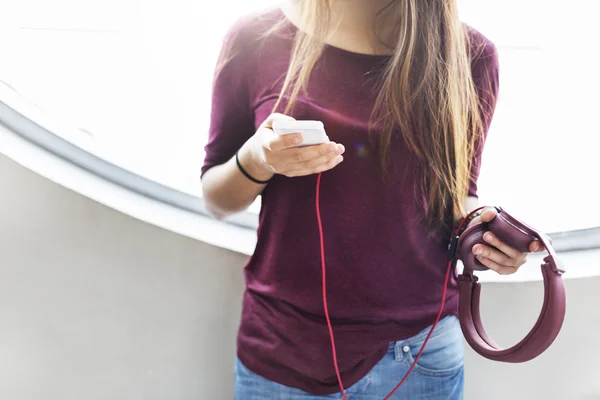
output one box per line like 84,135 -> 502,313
387,314 -> 458,350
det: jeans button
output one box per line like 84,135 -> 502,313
403,345 -> 410,353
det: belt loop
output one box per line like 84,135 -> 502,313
393,341 -> 403,360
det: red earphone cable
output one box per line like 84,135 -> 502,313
315,172 -> 346,397
315,172 -> 482,400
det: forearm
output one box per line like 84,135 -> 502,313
201,138 -> 274,220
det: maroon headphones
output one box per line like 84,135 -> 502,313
454,206 -> 567,362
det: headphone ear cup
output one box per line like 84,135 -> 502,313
488,214 -> 534,253
457,222 -> 489,271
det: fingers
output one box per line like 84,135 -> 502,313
472,231 -> 528,275
481,231 -> 524,261
287,154 -> 344,177
475,254 -> 519,275
529,240 -> 542,252
281,143 -> 345,176
266,132 -> 304,152
284,142 -> 343,164
284,152 -> 340,173
529,237 -> 549,252
473,242 -> 526,267
265,139 -> 345,175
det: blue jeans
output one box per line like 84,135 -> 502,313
235,315 -> 464,399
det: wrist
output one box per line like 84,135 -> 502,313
238,139 -> 275,182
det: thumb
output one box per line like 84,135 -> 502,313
478,206 -> 498,223
262,113 -> 295,129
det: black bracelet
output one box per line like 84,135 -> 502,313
235,150 -> 271,184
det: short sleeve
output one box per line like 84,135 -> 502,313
201,21 -> 257,177
467,34 -> 500,197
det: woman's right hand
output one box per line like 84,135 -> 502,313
242,113 -> 345,179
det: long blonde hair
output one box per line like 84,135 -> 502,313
270,0 -> 487,233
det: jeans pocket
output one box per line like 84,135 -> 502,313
402,316 -> 464,377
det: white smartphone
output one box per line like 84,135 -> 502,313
272,120 -> 329,147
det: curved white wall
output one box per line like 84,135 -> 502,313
1,153 -> 599,400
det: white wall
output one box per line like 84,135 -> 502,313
0,154 -> 246,400
1,153 -> 599,400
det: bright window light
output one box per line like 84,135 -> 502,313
0,0 -> 597,232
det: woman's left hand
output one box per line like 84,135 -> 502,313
466,207 -> 545,275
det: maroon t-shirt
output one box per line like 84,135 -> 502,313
202,8 -> 499,395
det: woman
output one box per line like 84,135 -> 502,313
201,1 -> 542,398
